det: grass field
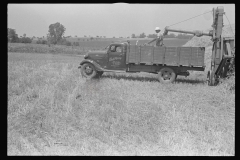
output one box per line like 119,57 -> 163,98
9,38 -> 189,55
65,37 -> 190,47
8,51 -> 234,156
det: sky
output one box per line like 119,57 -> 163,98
7,3 -> 235,38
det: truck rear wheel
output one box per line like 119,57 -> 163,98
158,67 -> 176,83
80,63 -> 97,79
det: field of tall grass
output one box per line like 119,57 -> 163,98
8,38 -> 189,55
8,52 -> 234,156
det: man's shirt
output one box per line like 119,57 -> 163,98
156,32 -> 163,46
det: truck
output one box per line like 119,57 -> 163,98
79,6 -> 235,85
79,42 -> 205,83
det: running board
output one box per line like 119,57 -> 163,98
101,69 -> 126,73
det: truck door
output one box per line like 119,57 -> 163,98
107,44 -> 126,70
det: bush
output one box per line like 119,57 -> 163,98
56,38 -> 72,46
219,73 -> 235,92
8,28 -> 19,43
18,37 -> 32,43
36,39 -> 47,44
65,41 -> 72,46
73,42 -> 79,46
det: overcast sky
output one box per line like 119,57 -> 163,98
8,3 -> 235,38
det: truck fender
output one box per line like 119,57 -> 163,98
78,59 -> 104,71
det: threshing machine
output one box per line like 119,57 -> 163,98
163,6 -> 235,85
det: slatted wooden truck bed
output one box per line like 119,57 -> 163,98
126,45 -> 205,67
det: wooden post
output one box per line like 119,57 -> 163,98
177,47 -> 180,66
151,46 -> 154,65
162,47 -> 166,65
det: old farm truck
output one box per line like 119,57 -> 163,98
79,6 -> 235,85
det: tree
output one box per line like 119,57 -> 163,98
47,22 -> 66,44
36,39 -> 47,44
131,34 -> 136,38
147,34 -> 157,38
176,33 -> 193,39
19,37 -> 32,43
66,41 -> 71,46
8,28 -> 19,43
23,33 -> 26,37
168,33 -> 176,38
74,42 -> 79,46
139,32 -> 146,38
163,33 -> 176,38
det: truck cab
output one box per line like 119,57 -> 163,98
106,43 -> 127,70
79,42 -> 128,79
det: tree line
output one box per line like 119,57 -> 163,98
8,22 -> 108,46
8,22 -> 194,46
8,22 -> 77,46
8,28 -> 32,43
131,32 -> 194,39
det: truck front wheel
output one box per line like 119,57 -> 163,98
158,67 -> 176,83
80,63 -> 97,79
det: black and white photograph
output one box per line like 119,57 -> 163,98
8,3 -> 235,156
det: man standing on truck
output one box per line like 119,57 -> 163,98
145,27 -> 164,46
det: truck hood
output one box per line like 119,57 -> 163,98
88,50 -> 107,54
85,50 -> 107,60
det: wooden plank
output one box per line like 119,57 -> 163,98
163,47 -> 165,65
126,44 -> 129,64
128,45 -> 138,63
191,47 -> 204,66
151,46 -> 154,64
191,48 -> 197,66
165,47 -> 178,66
140,45 -> 153,63
137,46 -> 141,64
179,47 -> 191,66
177,47 -> 180,66
190,47 -> 192,66
153,46 -> 165,64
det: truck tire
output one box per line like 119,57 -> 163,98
207,70 -> 216,86
80,63 -> 97,79
158,67 -> 176,83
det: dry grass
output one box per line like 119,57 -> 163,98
8,38 -> 189,56
8,52 -> 234,156
8,43 -> 88,55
